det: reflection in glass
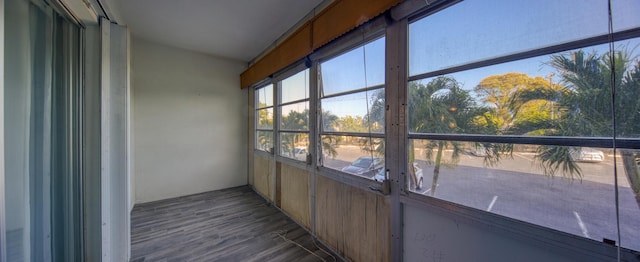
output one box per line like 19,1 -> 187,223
279,133 -> 309,161
320,37 -> 385,96
281,69 -> 309,104
321,135 -> 384,179
408,139 -> 640,250
280,102 -> 309,131
408,0 -> 640,77
256,131 -> 273,152
322,89 -> 385,133
256,108 -> 273,129
256,84 -> 273,108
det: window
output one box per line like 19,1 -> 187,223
278,69 -> 310,161
319,37 -> 386,179
408,0 -> 640,251
255,84 -> 274,152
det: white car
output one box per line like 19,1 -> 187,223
373,162 -> 424,190
569,147 -> 605,162
469,144 -> 488,157
293,147 -> 308,161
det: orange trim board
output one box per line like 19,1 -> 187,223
240,0 -> 402,89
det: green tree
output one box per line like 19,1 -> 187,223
280,109 -> 309,131
321,110 -> 340,158
365,89 -> 386,133
336,115 -> 367,133
409,76 -> 510,195
513,48 -> 640,194
257,131 -> 273,152
475,73 -> 559,134
256,106 -> 274,151
280,109 -> 309,157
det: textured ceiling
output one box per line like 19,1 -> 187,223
113,0 -> 325,62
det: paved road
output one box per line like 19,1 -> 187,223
322,145 -> 640,251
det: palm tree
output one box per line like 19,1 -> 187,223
280,109 -> 309,157
361,89 -> 386,158
512,47 -> 640,194
321,110 -> 340,158
409,76 -> 509,195
257,106 -> 274,152
257,131 -> 273,152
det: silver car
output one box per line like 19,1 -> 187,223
341,156 -> 384,177
293,147 -> 308,161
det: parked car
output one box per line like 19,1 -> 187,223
373,162 -> 424,190
373,168 -> 386,182
341,156 -> 384,177
469,144 -> 488,157
293,147 -> 308,161
569,147 -> 605,162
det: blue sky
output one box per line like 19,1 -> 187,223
409,0 -> 640,87
269,0 -> 640,119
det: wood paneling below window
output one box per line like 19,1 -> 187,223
315,175 -> 390,262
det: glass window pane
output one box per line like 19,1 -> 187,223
321,135 -> 385,179
280,101 -> 309,131
408,0 -> 640,77
280,69 -> 309,104
256,84 -> 273,108
620,149 -> 640,251
408,139 -> 639,248
320,37 -> 385,96
405,40 -> 640,138
321,89 -> 385,133
6,2 -> 86,260
614,38 -> 640,138
256,131 -> 273,152
256,108 -> 273,129
279,133 -> 309,161
613,0 -> 640,32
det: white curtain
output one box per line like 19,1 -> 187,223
4,0 -> 52,261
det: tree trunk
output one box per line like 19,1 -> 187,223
408,140 -> 417,190
408,162 -> 417,190
430,141 -> 445,196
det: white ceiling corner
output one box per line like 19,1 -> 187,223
112,0 -> 325,62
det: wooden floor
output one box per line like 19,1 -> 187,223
131,186 -> 338,262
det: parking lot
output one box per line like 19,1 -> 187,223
322,145 -> 640,251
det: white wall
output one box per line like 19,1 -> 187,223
132,37 -> 248,203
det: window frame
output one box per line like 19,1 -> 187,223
315,32 -> 388,182
254,83 -> 275,153
402,0 -> 640,255
246,1 -> 640,259
276,65 -> 311,163
405,7 -> 640,149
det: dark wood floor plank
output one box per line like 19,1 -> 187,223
131,186 -> 339,262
